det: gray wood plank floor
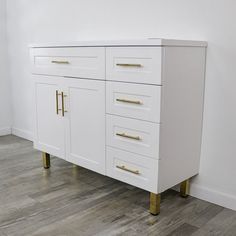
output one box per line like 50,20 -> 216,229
0,135 -> 235,236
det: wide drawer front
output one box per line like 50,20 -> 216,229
106,147 -> 158,193
31,47 -> 105,79
106,81 -> 161,122
106,115 -> 160,158
106,47 -> 162,85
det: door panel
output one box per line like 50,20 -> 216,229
65,78 -> 105,174
34,75 -> 65,159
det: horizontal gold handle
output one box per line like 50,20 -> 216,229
116,132 -> 141,141
116,165 -> 140,175
51,60 -> 70,64
116,63 -> 142,67
116,98 -> 142,105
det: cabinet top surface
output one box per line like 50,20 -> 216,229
30,38 -> 207,48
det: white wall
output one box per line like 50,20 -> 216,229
6,0 -> 236,210
0,0 -> 11,135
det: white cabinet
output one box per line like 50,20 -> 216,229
31,39 -> 207,215
33,75 -> 105,174
64,79 -> 105,174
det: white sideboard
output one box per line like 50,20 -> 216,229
30,39 -> 207,215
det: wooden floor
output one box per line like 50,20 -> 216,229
0,135 -> 236,236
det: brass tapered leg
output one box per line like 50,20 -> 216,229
180,179 -> 190,198
42,152 -> 50,169
149,193 -> 161,215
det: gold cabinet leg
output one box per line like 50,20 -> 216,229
42,152 -> 50,169
180,179 -> 190,198
149,193 -> 161,215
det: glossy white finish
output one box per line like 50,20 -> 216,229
106,114 -> 160,158
106,147 -> 159,193
65,78 -> 105,174
159,47 -> 206,192
33,75 -> 65,159
30,39 -> 207,48
31,47 -> 105,79
106,81 -> 161,122
31,40 -> 206,198
106,47 -> 162,85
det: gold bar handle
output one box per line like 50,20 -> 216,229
51,60 -> 70,64
116,98 -> 142,105
116,165 -> 140,175
61,92 -> 67,117
116,132 -> 141,141
116,63 -> 142,67
56,90 -> 62,114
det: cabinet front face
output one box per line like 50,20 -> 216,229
106,47 -> 162,85
106,81 -> 161,122
64,78 -> 106,174
34,75 -> 65,158
31,47 -> 105,80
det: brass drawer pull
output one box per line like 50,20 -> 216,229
116,165 -> 140,175
56,90 -> 62,114
51,60 -> 70,64
61,92 -> 68,116
116,98 -> 142,105
116,63 -> 142,67
116,132 -> 141,141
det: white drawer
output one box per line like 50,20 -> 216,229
31,47 -> 105,79
106,115 -> 160,158
106,47 -> 162,85
106,147 -> 159,193
106,81 -> 161,122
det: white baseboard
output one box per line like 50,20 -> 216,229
0,127 -> 12,136
11,127 -> 33,141
190,183 -> 236,211
173,182 -> 236,211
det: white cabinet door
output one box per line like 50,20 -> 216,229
34,75 -> 65,159
64,78 -> 106,174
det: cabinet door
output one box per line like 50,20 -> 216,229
64,78 -> 105,174
34,75 -> 65,159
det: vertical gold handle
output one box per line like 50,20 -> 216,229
56,90 -> 59,114
56,90 -> 62,115
56,90 -> 60,114
61,92 -> 67,116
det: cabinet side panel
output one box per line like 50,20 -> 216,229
159,47 -> 206,192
